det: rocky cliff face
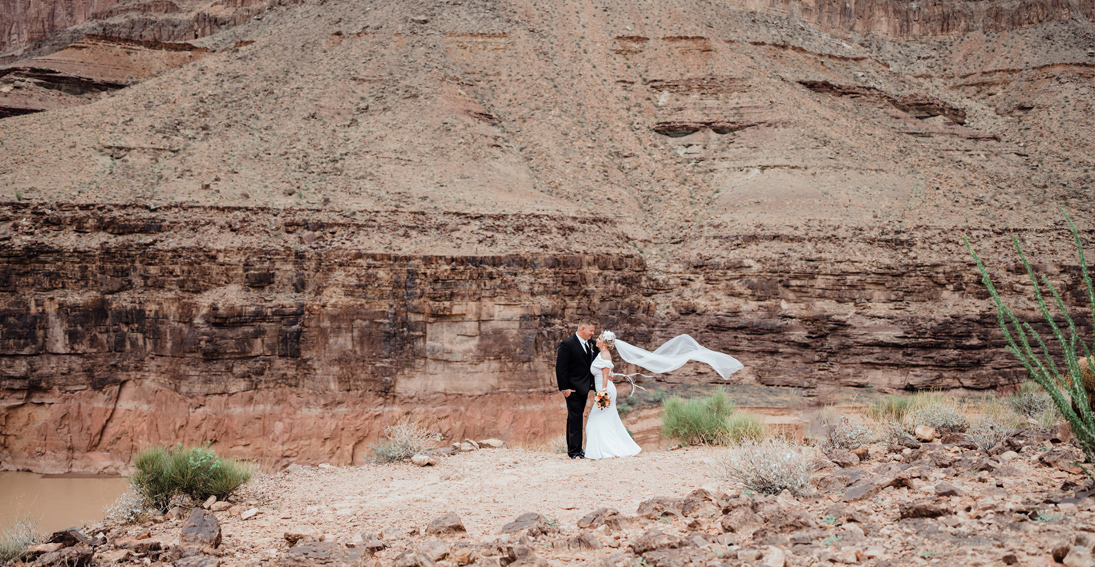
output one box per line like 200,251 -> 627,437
1,0 -> 1093,472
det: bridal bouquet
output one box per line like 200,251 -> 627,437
594,390 -> 610,410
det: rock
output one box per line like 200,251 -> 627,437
280,542 -> 365,567
551,530 -> 602,551
1063,546 -> 1095,567
176,556 -> 221,567
181,508 -> 222,549
284,525 -> 322,545
721,507 -> 763,535
418,540 -> 450,562
899,499 -> 951,519
47,527 -> 89,546
1052,423 -> 1073,444
501,544 -> 548,567
636,496 -> 685,518
577,508 -> 630,531
934,483 -> 962,497
478,438 -> 506,449
450,546 -> 475,565
459,443 -> 478,452
1054,541 -> 1074,563
94,548 -> 132,563
202,495 -> 217,509
411,454 -> 437,466
914,425 -> 936,442
850,446 -> 870,461
829,450 -> 860,468
763,545 -> 787,567
843,479 -> 887,502
426,513 -> 466,535
25,543 -> 64,556
463,439 -> 480,450
501,513 -> 555,537
410,16 -> 429,24
241,508 -> 259,520
286,464 -> 305,473
30,545 -> 93,567
629,529 -> 684,554
115,537 -> 161,553
1001,552 -> 1019,565
210,501 -> 232,512
1041,445 -> 1085,473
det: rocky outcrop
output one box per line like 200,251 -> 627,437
2,202 -> 1087,471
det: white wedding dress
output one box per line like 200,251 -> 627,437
585,353 -> 642,459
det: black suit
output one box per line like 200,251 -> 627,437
556,334 -> 600,458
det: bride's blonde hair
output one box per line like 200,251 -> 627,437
599,331 -> 616,350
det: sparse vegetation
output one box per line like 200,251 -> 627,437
966,416 -> 1015,453
131,443 -> 253,510
903,392 -> 969,433
1007,380 -> 1055,419
966,213 -> 1095,472
725,411 -> 768,443
660,388 -> 745,445
822,415 -> 874,453
0,517 -> 40,564
104,488 -> 154,525
713,438 -> 812,496
864,395 -> 914,422
370,417 -> 443,463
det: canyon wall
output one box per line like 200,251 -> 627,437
3,203 -> 1086,472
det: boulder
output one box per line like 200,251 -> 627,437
501,513 -> 555,537
181,508 -> 222,549
411,454 -> 437,467
636,496 -> 685,518
426,513 -> 466,536
899,499 -> 951,519
30,545 -> 93,567
628,529 -> 683,554
175,556 -> 221,567
914,426 -> 936,442
93,548 -> 132,564
279,542 -> 366,567
24,543 -> 64,557
1041,445 -> 1085,473
478,439 -> 506,449
829,450 -> 860,468
576,507 -> 630,531
47,527 -> 89,547
721,507 -> 763,536
114,537 -> 161,553
284,525 -> 322,545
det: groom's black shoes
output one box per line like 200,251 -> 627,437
570,453 -> 586,459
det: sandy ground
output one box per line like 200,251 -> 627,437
219,446 -> 726,558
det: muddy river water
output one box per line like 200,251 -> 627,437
0,472 -> 129,534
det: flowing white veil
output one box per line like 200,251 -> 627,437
607,333 -> 743,379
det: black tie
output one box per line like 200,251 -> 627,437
582,340 -> 589,358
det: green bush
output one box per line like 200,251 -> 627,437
966,212 -> 1095,473
660,388 -> 737,445
726,411 -> 768,443
0,517 -> 40,564
131,444 -> 253,510
864,395 -> 913,422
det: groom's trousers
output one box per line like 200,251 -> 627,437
565,389 -> 589,457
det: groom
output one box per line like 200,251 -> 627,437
556,320 -> 599,459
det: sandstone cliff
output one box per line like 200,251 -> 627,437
1,0 -> 1093,472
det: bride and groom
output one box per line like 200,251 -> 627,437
555,321 -> 744,460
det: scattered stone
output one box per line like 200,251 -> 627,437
279,542 -> 365,567
552,530 -> 602,551
501,513 -> 556,537
181,509 -> 222,549
241,508 -> 259,520
636,496 -> 684,518
459,442 -> 478,452
426,513 -> 466,535
410,16 -> 429,24
202,495 -> 217,509
830,450 -> 860,468
629,528 -> 683,554
30,545 -> 93,567
1064,546 -> 1095,567
25,543 -> 63,556
763,545 -> 787,567
210,501 -> 232,512
47,527 -> 89,547
175,555 -> 220,567
577,508 -> 631,532
94,548 -> 132,563
898,499 -> 951,519
1002,552 -> 1019,565
463,439 -> 480,450
934,483 -> 962,497
914,426 -> 936,442
114,537 -> 161,553
417,540 -> 450,562
411,454 -> 437,466
850,446 -> 870,461
284,525 -> 322,545
285,464 -> 305,473
722,506 -> 763,535
1041,445 -> 1085,473
478,439 -> 506,449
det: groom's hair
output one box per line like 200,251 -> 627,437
576,318 -> 596,330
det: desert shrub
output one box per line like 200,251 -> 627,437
966,214 -> 1095,471
725,411 -> 768,443
823,416 -> 874,453
904,394 -> 969,433
370,417 -> 443,463
660,388 -> 736,445
966,417 -> 1016,453
131,444 -> 253,510
864,395 -> 914,423
1037,407 -> 1063,429
104,488 -> 153,525
0,517 -> 40,564
1007,381 -> 1054,419
713,439 -> 811,496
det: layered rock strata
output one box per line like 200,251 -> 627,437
2,203 -> 1087,472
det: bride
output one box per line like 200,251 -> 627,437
584,331 -> 744,460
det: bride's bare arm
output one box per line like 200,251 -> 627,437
601,368 -> 612,389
